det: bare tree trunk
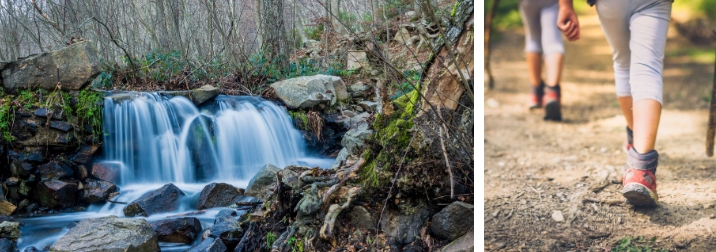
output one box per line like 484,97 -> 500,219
254,0 -> 262,50
261,0 -> 287,70
330,0 -> 341,34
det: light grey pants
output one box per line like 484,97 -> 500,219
519,0 -> 564,55
596,0 -> 672,104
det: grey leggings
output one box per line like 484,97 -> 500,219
596,0 -> 672,104
519,0 -> 564,55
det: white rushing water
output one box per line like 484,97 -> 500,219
18,94 -> 333,251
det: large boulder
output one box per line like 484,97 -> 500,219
81,179 -> 118,204
186,237 -> 226,252
123,183 -> 185,217
1,41 -> 100,91
158,85 -> 220,106
197,183 -> 245,210
38,161 -> 74,180
429,201 -> 473,241
91,161 -> 122,183
269,75 -> 348,109
34,179 -> 78,208
149,217 -> 202,244
244,164 -> 281,202
341,122 -> 373,154
49,216 -> 159,252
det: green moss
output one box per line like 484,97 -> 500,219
0,99 -> 14,142
74,89 -> 104,143
289,110 -> 309,130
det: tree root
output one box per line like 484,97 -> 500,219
319,187 -> 361,243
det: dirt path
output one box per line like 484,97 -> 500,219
484,9 -> 716,251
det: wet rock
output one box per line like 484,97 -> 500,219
21,246 -> 41,252
76,165 -> 88,180
38,161 -> 74,180
8,149 -> 44,163
1,42 -> 101,91
245,164 -> 281,202
10,162 -> 33,178
34,179 -> 78,208
18,181 -> 31,197
440,230 -> 474,252
348,81 -> 373,98
0,238 -> 18,252
158,85 -> 220,106
150,217 -> 202,244
341,122 -> 373,154
49,216 -> 159,252
208,215 -> 243,248
347,50 -> 368,71
91,161 -> 121,183
381,202 -> 433,244
71,145 -> 99,164
123,183 -> 185,217
49,121 -> 72,132
0,219 -> 21,240
186,237 -> 227,252
270,75 -> 348,109
348,206 -> 375,230
81,179 -> 118,204
430,201 -> 474,241
197,183 -> 245,210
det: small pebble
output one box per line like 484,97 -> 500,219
552,210 -> 565,222
710,214 -> 716,219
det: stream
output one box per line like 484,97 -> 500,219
17,94 -> 334,251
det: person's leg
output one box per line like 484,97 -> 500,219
622,0 -> 671,206
540,0 -> 565,120
596,0 -> 632,128
519,0 -> 546,108
629,0 -> 671,154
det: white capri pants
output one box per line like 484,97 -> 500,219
519,0 -> 564,55
596,0 -> 672,104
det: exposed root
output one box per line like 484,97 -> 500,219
319,187 -> 361,243
322,158 -> 364,204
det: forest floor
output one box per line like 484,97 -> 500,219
484,9 -> 716,252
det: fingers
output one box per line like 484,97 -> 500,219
558,18 -> 580,41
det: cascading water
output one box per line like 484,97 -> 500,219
18,93 -> 334,251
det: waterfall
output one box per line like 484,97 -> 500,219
101,93 -> 329,185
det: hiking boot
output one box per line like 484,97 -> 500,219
622,148 -> 659,207
529,81 -> 545,110
623,126 -> 634,152
543,85 -> 562,121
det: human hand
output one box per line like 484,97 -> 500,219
557,5 -> 580,41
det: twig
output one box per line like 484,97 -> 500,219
529,186 -> 542,201
438,123 -> 454,199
